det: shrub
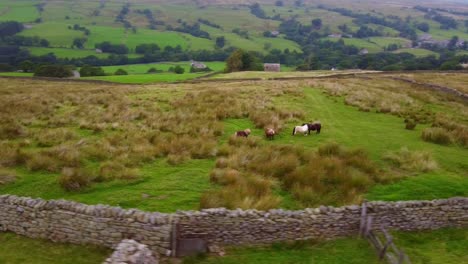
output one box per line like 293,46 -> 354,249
98,161 -> 139,181
147,67 -> 160,73
58,167 -> 92,191
114,69 -> 128,75
26,154 -> 60,172
79,65 -> 105,77
421,127 -> 453,145
384,147 -> 438,172
34,65 -> 73,78
405,120 -> 417,130
174,65 -> 185,74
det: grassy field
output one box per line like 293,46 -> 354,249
394,72 -> 468,94
0,73 -> 466,212
0,72 -> 34,77
0,232 -> 110,264
188,238 -> 379,264
98,61 -> 225,75
83,61 -> 225,84
0,0 -> 40,23
210,70 -> 376,79
28,47 -> 113,59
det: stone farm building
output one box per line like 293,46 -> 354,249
264,63 -> 281,72
190,60 -> 207,69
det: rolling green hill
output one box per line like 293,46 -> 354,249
2,0 -> 468,60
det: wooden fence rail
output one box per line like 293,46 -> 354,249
360,202 -> 411,264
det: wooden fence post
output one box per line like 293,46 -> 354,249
359,201 -> 367,237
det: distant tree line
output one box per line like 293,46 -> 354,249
135,9 -> 165,29
2,35 -> 49,47
0,21 -> 24,37
95,41 -> 129,54
68,24 -> 90,36
197,19 -> 222,29
319,6 -> 417,41
167,22 -> 211,39
414,6 -> 458,29
232,28 -> 249,39
249,3 -> 281,21
115,3 -> 133,30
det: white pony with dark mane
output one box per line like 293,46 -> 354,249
292,124 -> 309,136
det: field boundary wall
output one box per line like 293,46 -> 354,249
0,195 -> 466,255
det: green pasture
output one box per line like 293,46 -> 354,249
18,22 -> 84,48
324,37 -> 381,52
98,61 -> 225,75
0,72 -> 33,77
190,238 -> 379,264
394,48 -> 439,58
1,86 -> 466,211
28,47 -> 113,59
84,26 -> 213,51
201,25 -> 301,53
0,0 -> 40,23
0,232 -> 110,264
192,228 -> 467,264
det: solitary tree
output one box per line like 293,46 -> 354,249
215,36 -> 225,48
225,49 -> 244,72
312,18 -> 322,29
19,60 -> 34,73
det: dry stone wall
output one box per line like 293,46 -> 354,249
0,195 -> 172,255
176,197 -> 467,245
0,194 -> 466,255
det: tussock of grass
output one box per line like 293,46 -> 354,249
98,161 -> 140,181
421,127 -> 453,145
35,128 -> 78,147
58,167 -> 93,192
425,115 -> 468,147
384,147 -> 438,173
0,167 -> 17,185
202,141 -> 382,209
0,119 -> 27,140
0,142 -> 25,167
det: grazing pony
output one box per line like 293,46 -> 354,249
292,124 -> 309,136
302,121 -> 322,135
235,128 -> 251,137
265,128 -> 276,140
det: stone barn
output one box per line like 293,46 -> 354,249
264,63 -> 280,72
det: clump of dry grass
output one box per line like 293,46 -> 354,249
421,127 -> 453,145
428,115 -> 468,147
0,119 -> 27,140
202,140 -> 382,209
0,142 -> 26,167
0,167 -> 17,185
384,147 -> 438,173
98,161 -> 139,181
35,128 -> 78,147
405,119 -> 417,130
58,167 -> 93,192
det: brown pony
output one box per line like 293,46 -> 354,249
235,128 -> 251,137
302,121 -> 321,135
265,128 -> 276,140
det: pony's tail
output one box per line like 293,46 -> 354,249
292,127 -> 295,135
